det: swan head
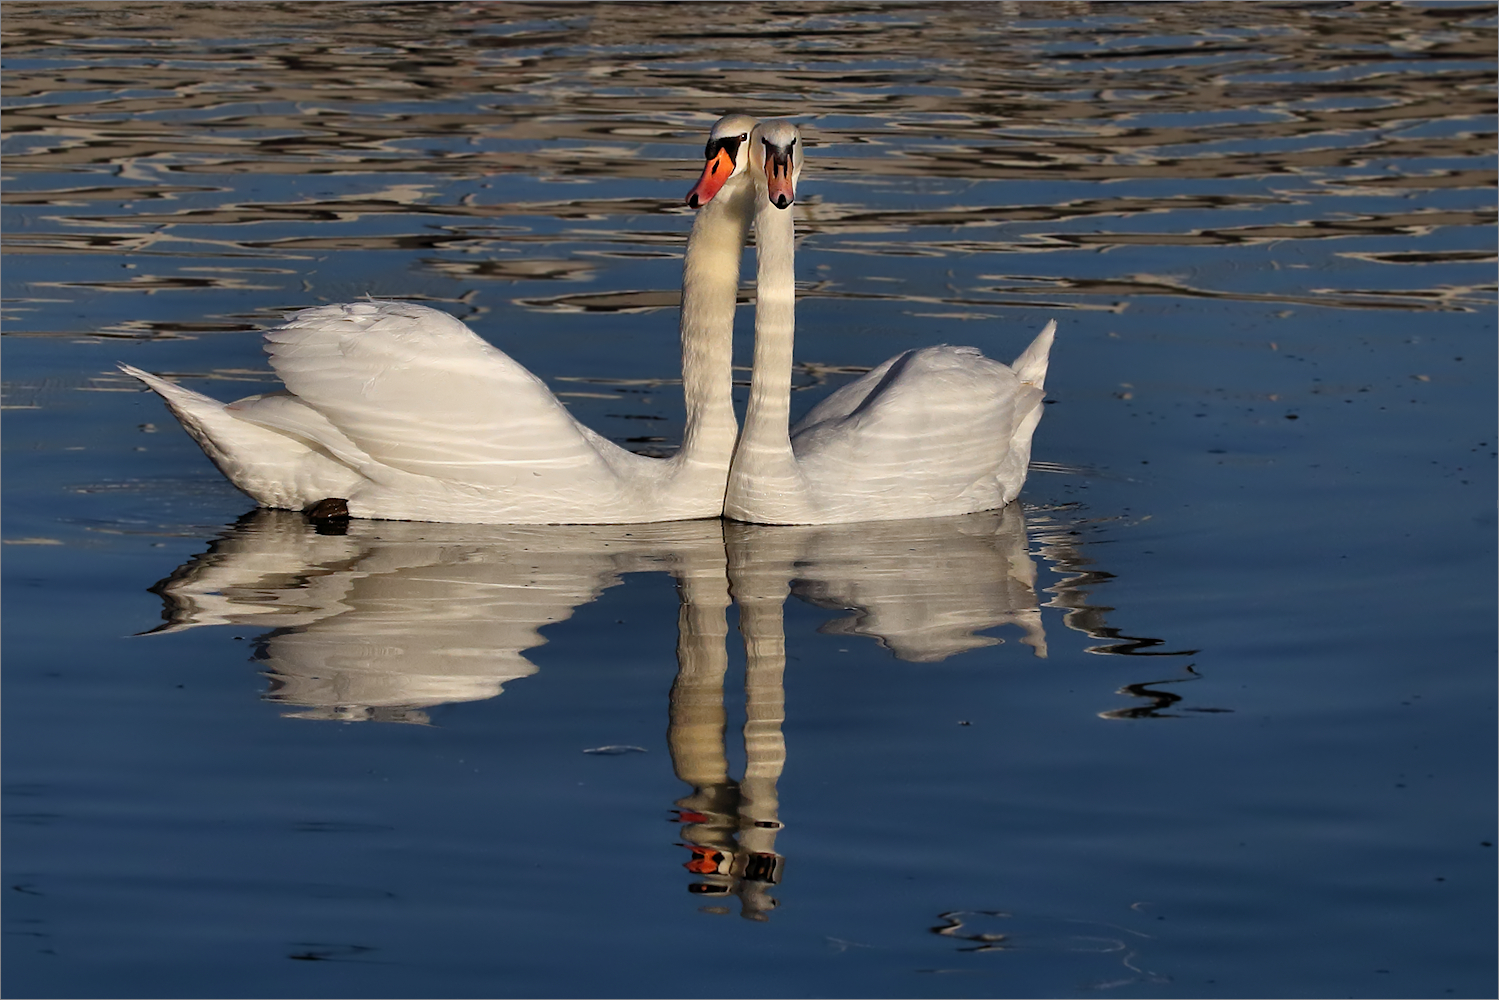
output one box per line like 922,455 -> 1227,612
685,112 -> 758,209
751,120 -> 803,210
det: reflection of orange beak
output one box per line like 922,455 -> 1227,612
685,148 -> 736,208
684,845 -> 730,875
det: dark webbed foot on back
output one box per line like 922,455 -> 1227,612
303,497 -> 350,521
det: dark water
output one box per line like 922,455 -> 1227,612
3,2 -> 1495,997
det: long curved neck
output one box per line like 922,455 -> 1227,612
747,194 -> 797,445
725,189 -> 809,521
673,176 -> 753,485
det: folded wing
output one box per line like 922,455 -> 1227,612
264,302 -> 618,487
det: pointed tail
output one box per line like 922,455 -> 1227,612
1011,320 -> 1056,390
118,363 -> 332,509
119,363 -> 233,434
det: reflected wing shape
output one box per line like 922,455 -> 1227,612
727,505 -> 1045,662
148,503 -> 1042,726
145,510 -> 362,633
149,510 -> 725,720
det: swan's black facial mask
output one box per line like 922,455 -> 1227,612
704,134 -> 744,165
686,133 -> 748,208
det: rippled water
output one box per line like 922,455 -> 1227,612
3,3 -> 1495,997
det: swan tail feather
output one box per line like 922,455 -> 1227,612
120,363 -> 247,451
119,364 -> 360,509
1011,320 -> 1056,390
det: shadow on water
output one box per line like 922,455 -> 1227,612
144,503 -> 1190,924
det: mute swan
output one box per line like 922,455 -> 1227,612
725,120 -> 1056,525
121,113 -> 761,525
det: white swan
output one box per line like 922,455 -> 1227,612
121,113 -> 762,525
725,120 -> 1056,525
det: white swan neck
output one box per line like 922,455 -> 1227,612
674,177 -> 752,484
725,191 -> 809,521
747,195 -> 797,434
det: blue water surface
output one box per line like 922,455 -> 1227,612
4,3 -> 1494,997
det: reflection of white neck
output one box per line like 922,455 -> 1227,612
726,184 -> 818,523
672,175 -> 754,496
667,524 -> 786,918
731,540 -> 789,846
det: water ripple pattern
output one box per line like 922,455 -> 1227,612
2,4 -> 1494,999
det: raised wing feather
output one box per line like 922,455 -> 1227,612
264,302 -> 617,486
790,345 -> 1043,495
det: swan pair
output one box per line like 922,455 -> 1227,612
124,114 -> 1054,526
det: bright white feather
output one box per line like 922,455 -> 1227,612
122,115 -> 760,525
725,120 -> 1056,525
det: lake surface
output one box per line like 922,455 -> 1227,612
3,2 -> 1495,997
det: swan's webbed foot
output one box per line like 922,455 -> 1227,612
303,497 -> 350,522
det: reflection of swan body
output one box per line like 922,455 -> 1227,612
122,114 -> 760,525
152,501 -> 1043,723
664,504 -> 1045,917
729,504 -> 1046,662
151,510 -> 727,722
151,503 -> 1054,914
724,121 -> 1056,525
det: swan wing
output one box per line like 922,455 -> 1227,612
795,321 -> 1055,432
226,391 -> 373,469
790,345 -> 1044,497
264,302 -> 619,487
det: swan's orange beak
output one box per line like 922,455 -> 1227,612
764,147 -> 796,209
686,148 -> 736,209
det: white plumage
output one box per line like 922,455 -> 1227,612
123,114 -> 761,525
724,120 -> 1056,525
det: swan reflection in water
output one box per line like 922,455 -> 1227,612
146,505 -> 1174,917
147,511 -> 732,724
668,510 -> 1045,918
147,506 -> 1047,722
